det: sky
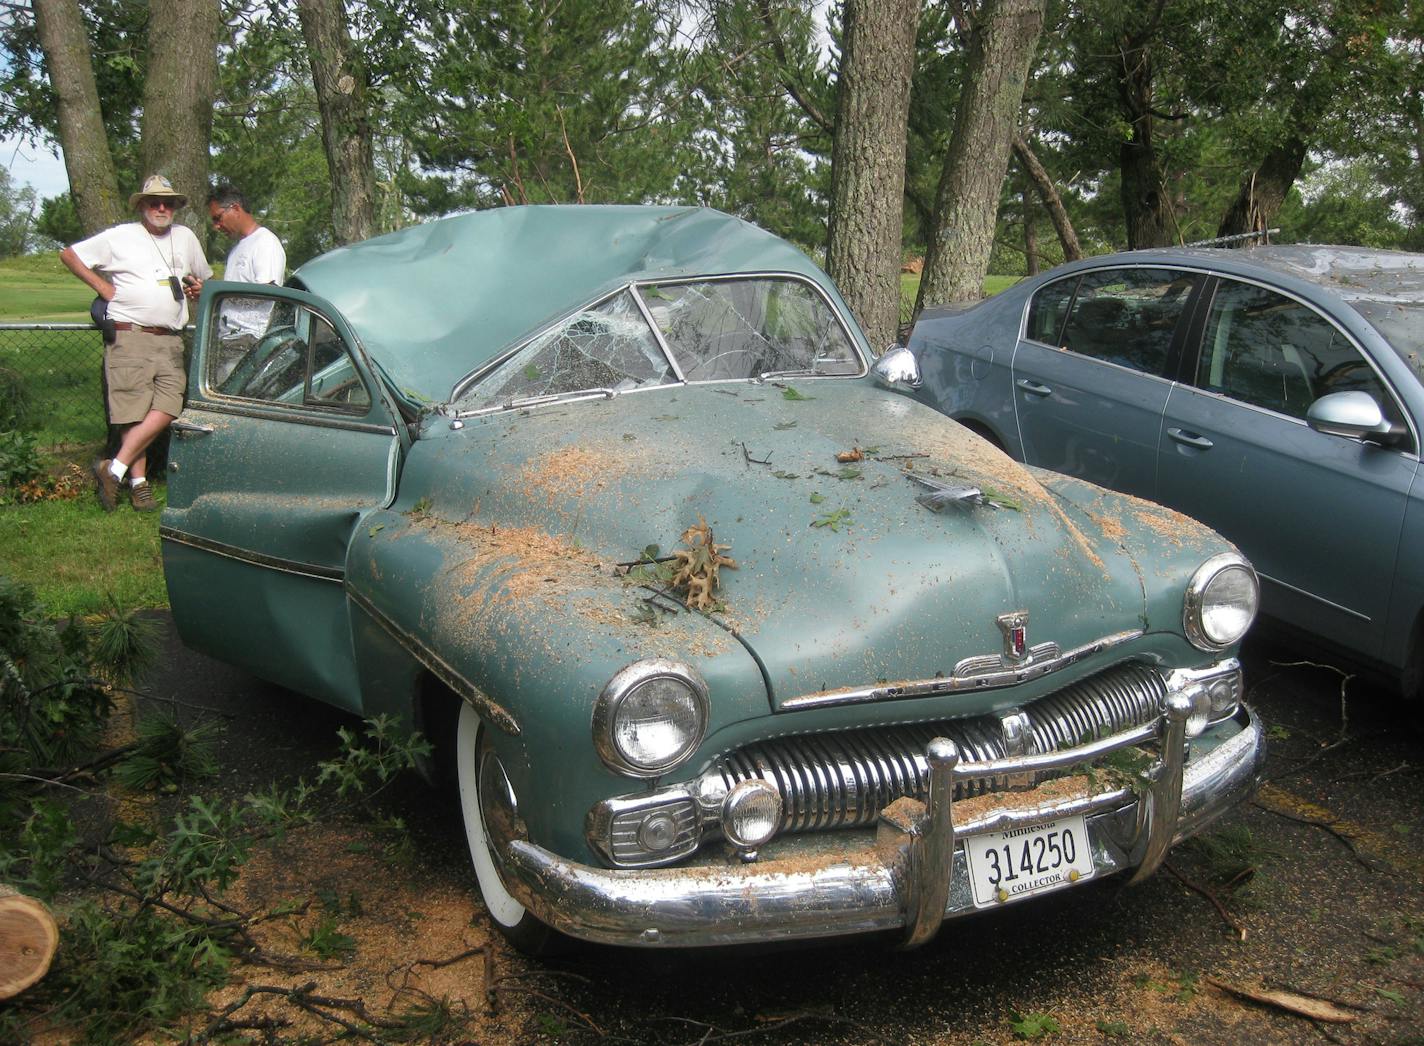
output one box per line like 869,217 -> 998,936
3,135 -> 69,199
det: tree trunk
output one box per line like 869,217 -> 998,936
32,0 -> 122,235
1116,34 -> 1172,248
824,0 -> 921,352
298,0 -> 377,245
1022,182 -> 1038,275
1215,135 -> 1308,243
0,884 -> 59,1001
915,0 -> 1046,316
1012,134 -> 1083,261
141,0 -> 220,239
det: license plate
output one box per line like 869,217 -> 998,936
964,816 -> 1094,908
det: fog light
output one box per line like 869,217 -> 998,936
637,812 -> 679,853
1208,674 -> 1242,722
722,780 -> 782,856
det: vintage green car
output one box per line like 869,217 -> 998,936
163,206 -> 1265,953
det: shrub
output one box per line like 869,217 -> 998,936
0,364 -> 31,431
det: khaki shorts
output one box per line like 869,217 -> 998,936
105,329 -> 186,424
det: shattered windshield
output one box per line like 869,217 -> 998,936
639,277 -> 861,381
453,275 -> 863,412
456,290 -> 675,411
1351,300 -> 1424,382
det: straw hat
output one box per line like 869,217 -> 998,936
129,174 -> 187,209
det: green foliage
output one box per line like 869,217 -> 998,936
1009,1010 -> 1061,1039
316,714 -> 434,798
88,595 -> 161,686
811,508 -> 853,531
0,363 -> 32,430
0,428 -> 43,496
301,913 -> 358,960
114,713 -> 220,792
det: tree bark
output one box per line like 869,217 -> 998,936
298,0 -> 376,245
0,884 -> 59,1001
1012,133 -> 1082,261
915,0 -> 1046,316
1215,135 -> 1308,243
1116,28 -> 1172,248
32,0 -> 122,235
824,0 -> 921,351
140,0 -> 220,239
1021,182 -> 1038,275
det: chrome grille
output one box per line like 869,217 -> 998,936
715,662 -> 1166,835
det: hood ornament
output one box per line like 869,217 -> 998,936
998,611 -> 1029,663
905,473 -> 999,512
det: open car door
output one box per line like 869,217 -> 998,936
161,282 -> 409,710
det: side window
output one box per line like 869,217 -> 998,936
1194,280 -> 1390,422
1057,268 -> 1198,376
1025,277 -> 1077,345
206,296 -> 370,412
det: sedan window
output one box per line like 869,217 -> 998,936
1057,268 -> 1197,376
1025,276 -> 1077,345
639,277 -> 860,381
208,297 -> 370,412
1195,280 -> 1392,421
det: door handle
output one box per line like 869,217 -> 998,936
171,419 -> 213,437
1167,427 -> 1214,450
1015,379 -> 1052,397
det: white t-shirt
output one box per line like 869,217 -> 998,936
73,222 -> 212,329
219,225 -> 287,338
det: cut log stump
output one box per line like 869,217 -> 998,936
0,884 -> 59,1000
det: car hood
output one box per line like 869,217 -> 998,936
403,382 -> 1172,711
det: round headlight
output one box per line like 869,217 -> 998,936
593,659 -> 708,777
722,779 -> 783,851
1184,553 -> 1259,651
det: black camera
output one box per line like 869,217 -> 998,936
167,275 -> 183,302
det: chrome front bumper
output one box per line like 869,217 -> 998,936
493,701 -> 1265,948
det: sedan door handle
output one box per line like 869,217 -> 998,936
1015,379 -> 1052,397
1167,427 -> 1214,450
171,419 -> 214,437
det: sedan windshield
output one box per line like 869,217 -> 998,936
1351,300 -> 1424,381
454,275 -> 861,412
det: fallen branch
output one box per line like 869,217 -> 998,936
1164,862 -> 1246,941
1205,976 -> 1358,1023
1250,801 -> 1380,873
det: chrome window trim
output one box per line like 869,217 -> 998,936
446,271 -> 868,413
780,628 -> 1143,710
187,398 -> 397,436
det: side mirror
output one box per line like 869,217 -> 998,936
1306,391 -> 1401,445
873,345 -> 922,390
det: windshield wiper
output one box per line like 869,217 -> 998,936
501,388 -> 618,410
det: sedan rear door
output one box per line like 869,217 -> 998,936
1010,267 -> 1201,500
161,283 -> 408,710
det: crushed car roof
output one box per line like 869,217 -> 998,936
292,205 -> 838,404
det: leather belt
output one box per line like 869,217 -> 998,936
112,322 -> 180,335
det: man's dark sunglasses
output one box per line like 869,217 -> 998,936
142,197 -> 178,210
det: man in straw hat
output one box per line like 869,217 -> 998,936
60,174 -> 212,512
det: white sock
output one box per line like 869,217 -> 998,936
130,476 -> 147,488
109,460 -> 128,481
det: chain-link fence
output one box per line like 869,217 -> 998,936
0,324 -> 196,455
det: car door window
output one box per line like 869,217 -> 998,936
207,296 -> 370,412
1193,280 -> 1391,422
1025,276 -> 1077,345
1057,268 -> 1198,376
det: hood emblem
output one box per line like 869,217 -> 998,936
998,611 -> 1029,663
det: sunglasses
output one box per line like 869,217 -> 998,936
143,198 -> 177,210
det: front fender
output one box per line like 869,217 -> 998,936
344,508 -> 770,862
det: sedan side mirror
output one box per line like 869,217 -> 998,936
1305,391 -> 1403,445
873,345 -> 922,390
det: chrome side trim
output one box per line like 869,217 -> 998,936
346,587 -> 520,736
780,629 -> 1143,710
159,525 -> 343,582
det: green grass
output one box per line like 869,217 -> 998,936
0,492 -> 168,615
0,253 -> 94,323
